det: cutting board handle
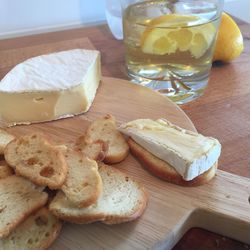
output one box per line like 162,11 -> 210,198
155,208 -> 250,250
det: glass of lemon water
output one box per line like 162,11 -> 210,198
122,0 -> 223,104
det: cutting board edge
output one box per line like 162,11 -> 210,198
153,206 -> 250,250
102,76 -> 197,132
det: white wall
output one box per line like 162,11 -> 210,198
224,0 -> 250,24
0,0 -> 106,39
0,0 -> 249,40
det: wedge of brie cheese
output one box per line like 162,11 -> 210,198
120,119 -> 221,181
0,49 -> 101,126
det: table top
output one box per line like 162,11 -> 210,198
0,19 -> 249,250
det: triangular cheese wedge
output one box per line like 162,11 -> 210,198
0,49 -> 100,126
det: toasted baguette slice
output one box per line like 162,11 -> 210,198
0,129 -> 15,155
128,138 -> 217,187
4,133 -> 68,189
75,136 -> 108,161
49,163 -> 147,224
0,165 -> 13,179
0,176 -> 48,238
83,114 -> 129,164
61,149 -> 102,208
0,208 -> 62,250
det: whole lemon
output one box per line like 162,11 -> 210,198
213,13 -> 244,62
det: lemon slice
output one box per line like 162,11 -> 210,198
141,14 -> 216,58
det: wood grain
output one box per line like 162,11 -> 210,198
1,22 -> 248,179
0,20 -> 249,249
4,77 -> 250,250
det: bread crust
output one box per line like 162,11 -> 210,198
49,164 -> 148,224
0,176 -> 48,238
39,221 -> 62,250
61,149 -> 102,208
50,204 -> 106,224
36,209 -> 62,250
49,190 -> 107,224
103,151 -> 129,165
128,138 -> 217,186
84,114 -> 129,164
99,164 -> 148,225
4,133 -> 68,189
102,189 -> 148,225
0,164 -> 13,179
75,136 -> 109,162
0,207 -> 62,250
0,128 -> 15,155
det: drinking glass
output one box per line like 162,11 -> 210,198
122,0 -> 224,104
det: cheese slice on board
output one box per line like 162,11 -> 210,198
119,119 -> 221,181
0,49 -> 101,127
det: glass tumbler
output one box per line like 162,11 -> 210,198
122,0 -> 224,104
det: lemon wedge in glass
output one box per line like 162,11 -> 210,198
141,14 -> 216,59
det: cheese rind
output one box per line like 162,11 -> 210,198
0,49 -> 101,126
120,119 -> 221,181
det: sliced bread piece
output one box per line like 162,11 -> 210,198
128,138 -> 217,186
0,165 -> 13,179
4,133 -> 68,189
49,163 -> 148,224
61,149 -> 102,208
0,207 -> 62,250
0,129 -> 15,154
83,114 -> 129,164
75,136 -> 108,161
0,176 -> 48,238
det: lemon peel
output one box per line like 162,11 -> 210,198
213,12 -> 244,62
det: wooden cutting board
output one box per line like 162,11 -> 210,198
5,77 -> 249,250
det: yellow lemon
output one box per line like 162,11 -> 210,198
213,13 -> 244,62
141,14 -> 216,59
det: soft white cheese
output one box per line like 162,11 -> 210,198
120,119 -> 221,181
0,49 -> 101,126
